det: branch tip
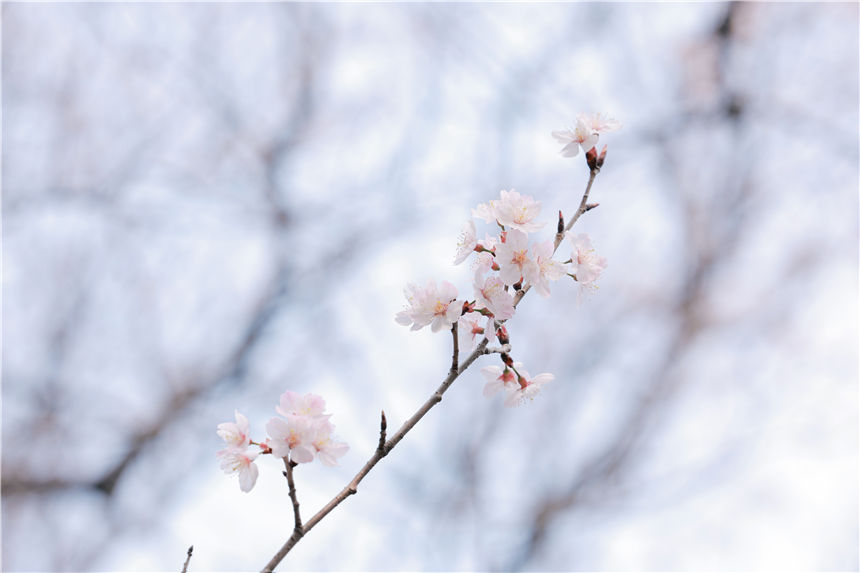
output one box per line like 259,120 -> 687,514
181,545 -> 194,573
377,410 -> 388,453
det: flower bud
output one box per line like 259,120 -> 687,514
496,325 -> 510,345
586,146 -> 599,171
597,144 -> 607,168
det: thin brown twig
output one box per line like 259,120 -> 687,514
282,459 -> 302,532
180,545 -> 193,573
260,166 -> 602,573
450,322 -> 460,374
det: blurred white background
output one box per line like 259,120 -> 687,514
2,3 -> 858,571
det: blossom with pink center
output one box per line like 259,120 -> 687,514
473,190 -> 544,233
480,364 -> 519,398
458,313 -> 498,350
474,275 -> 515,320
472,200 -> 498,224
276,391 -> 327,419
395,280 -> 463,332
552,117 -> 599,157
453,220 -> 478,265
567,232 -> 607,284
524,239 -> 566,298
495,229 -> 538,286
217,410 -> 251,449
266,415 -> 316,463
504,370 -> 554,407
471,234 -> 498,279
308,421 -> 350,467
493,190 -> 545,233
217,446 -> 259,492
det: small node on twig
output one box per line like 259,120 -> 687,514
585,202 -> 600,212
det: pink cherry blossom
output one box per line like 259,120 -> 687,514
276,391 -> 327,419
552,118 -> 599,157
577,112 -> 621,134
472,200 -> 498,224
217,446 -> 259,492
470,234 -> 498,280
458,313 -> 498,350
472,190 -> 544,233
567,232 -> 607,284
473,275 -> 515,320
453,220 -> 478,265
480,364 -> 519,398
217,410 -> 251,449
266,416 -> 316,463
308,421 -> 350,467
495,229 -> 538,286
395,280 -> 462,332
504,371 -> 554,407
524,239 -> 566,298
493,190 -> 545,233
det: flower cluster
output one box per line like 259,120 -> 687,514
395,114 -> 617,407
216,391 -> 348,492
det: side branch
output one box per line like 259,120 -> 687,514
450,322 -> 459,374
261,339 -> 489,573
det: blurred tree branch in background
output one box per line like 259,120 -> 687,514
2,2 -> 856,571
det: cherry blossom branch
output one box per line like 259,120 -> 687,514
260,164 -> 604,573
281,458 -> 302,532
181,545 -> 193,573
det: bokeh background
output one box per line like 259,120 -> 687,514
3,3 -> 858,571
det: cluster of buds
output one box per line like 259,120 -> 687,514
395,114 -> 618,407
216,391 -> 348,492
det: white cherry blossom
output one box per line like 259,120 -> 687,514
474,275 -> 515,320
524,239 -> 567,298
453,219 -> 478,265
276,391 -> 327,419
493,189 -> 545,233
217,446 -> 259,492
567,232 -> 607,284
395,280 -> 462,332
216,410 -> 251,449
458,313 -> 498,350
472,190 -> 544,233
552,117 -> 598,157
504,370 -> 554,407
480,364 -> 519,398
577,112 -> 621,134
495,229 -> 538,286
266,415 -> 316,463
